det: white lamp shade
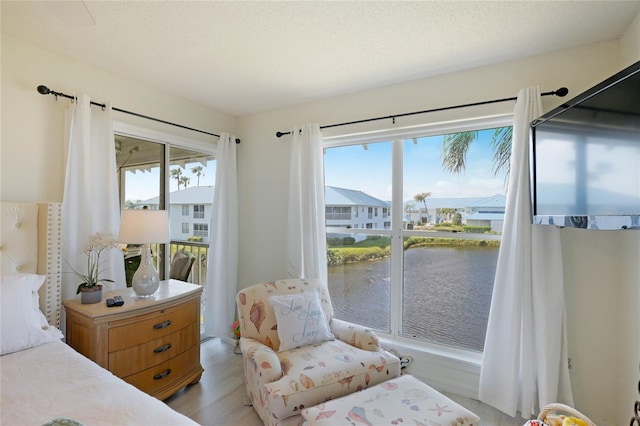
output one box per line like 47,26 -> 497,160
118,209 -> 170,244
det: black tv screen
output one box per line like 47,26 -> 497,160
531,61 -> 640,230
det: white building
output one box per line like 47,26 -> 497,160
142,186 -> 505,243
464,194 -> 506,233
405,194 -> 506,233
140,186 -> 214,243
325,186 -> 391,231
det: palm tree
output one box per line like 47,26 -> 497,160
179,175 -> 190,189
414,192 -> 431,224
404,202 -> 416,214
441,127 -> 512,180
191,165 -> 204,186
171,168 -> 183,189
439,207 -> 457,223
441,131 -> 476,174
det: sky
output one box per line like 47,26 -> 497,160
324,128 -> 509,202
125,128 -> 509,203
125,160 -> 216,202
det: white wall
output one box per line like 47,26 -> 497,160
239,40 -> 640,424
1,34 -> 238,203
621,11 -> 640,68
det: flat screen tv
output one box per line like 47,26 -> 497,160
531,61 -> 640,230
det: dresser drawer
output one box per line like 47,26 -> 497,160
122,345 -> 200,395
108,298 -> 198,352
109,322 -> 199,377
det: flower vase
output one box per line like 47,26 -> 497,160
80,285 -> 103,304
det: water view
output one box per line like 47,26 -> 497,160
328,245 -> 499,352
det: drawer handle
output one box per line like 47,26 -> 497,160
153,320 -> 172,330
153,369 -> 171,380
153,343 -> 172,353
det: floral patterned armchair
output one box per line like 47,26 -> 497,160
237,278 -> 400,426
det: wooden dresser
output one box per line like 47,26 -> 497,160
63,279 -> 204,400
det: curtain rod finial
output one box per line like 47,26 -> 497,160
555,87 -> 569,97
37,85 -> 50,95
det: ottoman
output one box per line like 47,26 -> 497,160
301,374 -> 479,426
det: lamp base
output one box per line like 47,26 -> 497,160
132,244 -> 160,297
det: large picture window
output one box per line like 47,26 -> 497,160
324,118 -> 511,352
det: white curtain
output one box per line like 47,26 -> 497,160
203,133 -> 238,339
479,86 -> 573,417
285,123 -> 328,285
61,94 -> 125,302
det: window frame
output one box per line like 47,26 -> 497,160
323,114 -> 513,359
193,204 -> 205,219
193,223 -> 209,239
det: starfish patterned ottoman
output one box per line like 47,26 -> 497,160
301,374 -> 479,426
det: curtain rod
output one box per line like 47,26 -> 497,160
275,87 -> 569,138
37,85 -> 241,144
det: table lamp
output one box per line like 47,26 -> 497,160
118,209 -> 170,297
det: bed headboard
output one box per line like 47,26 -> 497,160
0,202 -> 62,328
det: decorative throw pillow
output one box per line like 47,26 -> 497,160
268,290 -> 335,352
1,274 -> 64,355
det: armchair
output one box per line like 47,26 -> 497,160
237,278 -> 400,426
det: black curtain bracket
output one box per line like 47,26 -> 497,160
37,85 -> 241,144
275,87 -> 569,138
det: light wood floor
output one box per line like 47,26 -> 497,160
165,337 -> 526,426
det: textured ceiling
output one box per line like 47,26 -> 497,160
2,1 -> 639,116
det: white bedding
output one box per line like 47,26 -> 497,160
0,340 -> 199,426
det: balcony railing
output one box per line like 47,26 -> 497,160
125,240 -> 209,288
327,213 -> 352,220
168,240 -> 208,286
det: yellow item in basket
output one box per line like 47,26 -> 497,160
562,416 -> 587,426
545,414 -> 563,426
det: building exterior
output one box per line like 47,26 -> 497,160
140,186 -> 214,243
325,186 -> 391,231
463,194 -> 506,233
405,194 -> 506,232
141,185 -> 506,243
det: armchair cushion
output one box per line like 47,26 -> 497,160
269,289 -> 335,351
330,317 -> 381,352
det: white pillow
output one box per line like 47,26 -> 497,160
1,274 -> 64,355
269,290 -> 334,352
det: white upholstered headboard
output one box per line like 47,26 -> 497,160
0,202 -> 62,328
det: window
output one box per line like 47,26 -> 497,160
115,122 -> 217,281
326,206 -> 351,220
193,223 -> 208,239
193,204 -> 205,219
324,118 -> 510,353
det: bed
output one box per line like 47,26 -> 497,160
0,202 -> 199,426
